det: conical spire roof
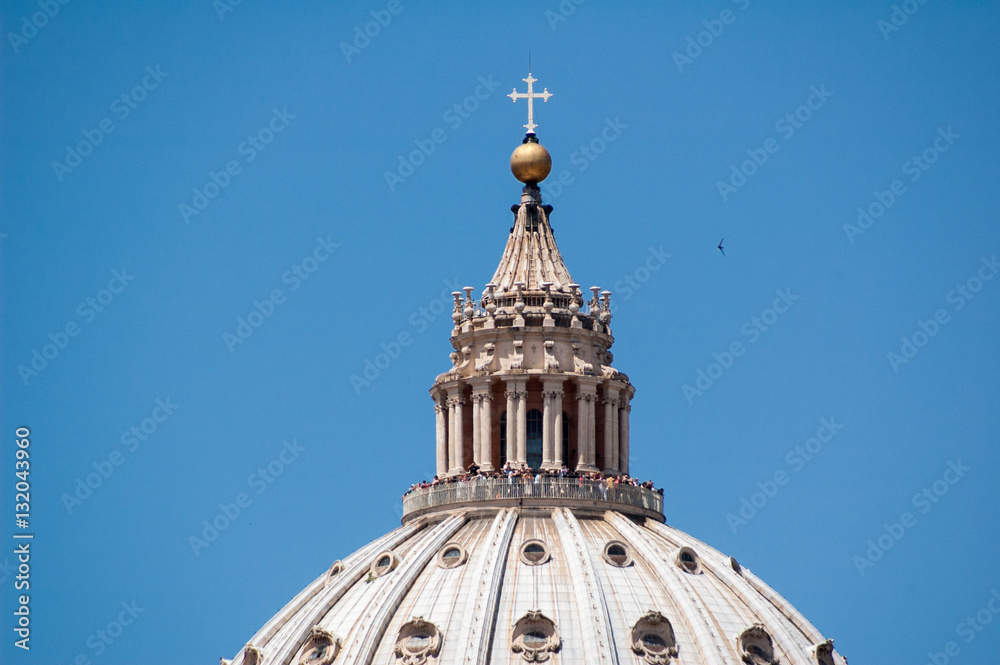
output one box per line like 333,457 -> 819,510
489,200 -> 574,295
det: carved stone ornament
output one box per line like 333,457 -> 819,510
294,626 -> 341,665
737,624 -> 780,665
241,645 -> 262,665
811,639 -> 835,665
511,610 -> 560,662
393,616 -> 442,665
629,611 -> 679,663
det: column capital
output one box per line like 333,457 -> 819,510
447,396 -> 465,408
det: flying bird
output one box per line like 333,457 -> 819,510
717,238 -> 725,257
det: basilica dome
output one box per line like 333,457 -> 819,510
224,73 -> 847,665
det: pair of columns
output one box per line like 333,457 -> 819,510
435,380 -> 497,477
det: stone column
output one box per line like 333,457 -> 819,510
552,386 -> 564,468
515,382 -> 528,466
471,393 -> 481,470
541,379 -> 564,470
603,385 -> 620,474
479,392 -> 494,471
619,392 -> 631,476
447,395 -> 457,474
576,380 -> 599,472
434,392 -> 448,478
447,389 -> 465,475
470,379 -> 492,471
504,378 -> 519,466
541,388 -> 554,470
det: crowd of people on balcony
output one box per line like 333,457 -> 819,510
403,461 -> 663,498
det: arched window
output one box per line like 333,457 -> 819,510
526,409 -> 543,470
561,410 -> 570,467
499,412 -> 507,466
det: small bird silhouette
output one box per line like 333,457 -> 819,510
717,238 -> 725,257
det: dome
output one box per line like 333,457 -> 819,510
226,500 -> 844,665
224,70 -> 847,665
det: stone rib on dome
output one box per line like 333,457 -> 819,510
225,508 -> 845,665
490,202 -> 574,295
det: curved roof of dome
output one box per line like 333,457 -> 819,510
225,506 -> 845,665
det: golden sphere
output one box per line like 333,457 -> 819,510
510,141 -> 552,183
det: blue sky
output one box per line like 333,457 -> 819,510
1,1 -> 998,663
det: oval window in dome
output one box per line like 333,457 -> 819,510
519,539 -> 550,565
603,540 -> 632,567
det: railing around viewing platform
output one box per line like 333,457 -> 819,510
401,476 -> 664,522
